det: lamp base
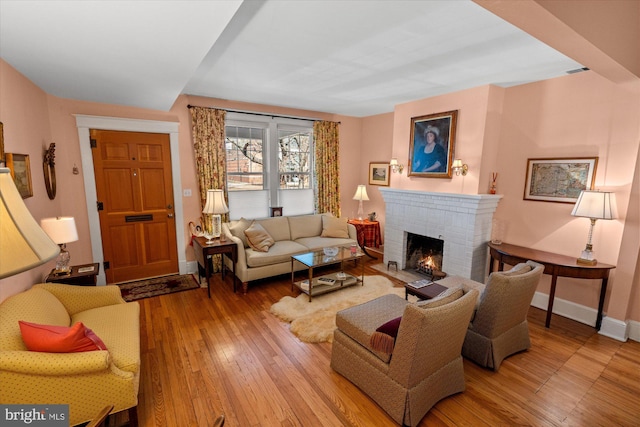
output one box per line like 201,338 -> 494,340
51,268 -> 71,276
577,248 -> 597,265
576,257 -> 597,266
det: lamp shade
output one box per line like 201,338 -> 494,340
571,191 -> 617,220
40,217 -> 79,244
202,189 -> 229,215
389,158 -> 399,167
451,159 -> 463,169
352,185 -> 369,201
0,168 -> 59,279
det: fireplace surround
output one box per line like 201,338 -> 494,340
379,188 -> 502,282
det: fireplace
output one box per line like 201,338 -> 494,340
379,189 -> 502,282
406,233 -> 444,276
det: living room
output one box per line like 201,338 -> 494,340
0,0 -> 639,425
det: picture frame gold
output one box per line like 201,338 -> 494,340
523,157 -> 598,203
6,153 -> 33,198
408,110 -> 458,178
0,122 -> 4,164
368,162 -> 390,186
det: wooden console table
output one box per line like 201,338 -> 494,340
488,242 -> 615,330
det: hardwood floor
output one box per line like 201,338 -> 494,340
113,259 -> 640,426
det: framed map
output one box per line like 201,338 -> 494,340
524,157 -> 598,203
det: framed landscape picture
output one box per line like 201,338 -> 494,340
368,162 -> 390,186
408,110 -> 458,178
6,153 -> 33,198
523,157 -> 598,203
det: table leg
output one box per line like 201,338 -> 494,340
596,277 -> 608,330
206,255 -> 211,299
545,272 -> 559,328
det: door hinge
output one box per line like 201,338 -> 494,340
97,201 -> 104,211
90,138 -> 97,148
103,261 -> 110,270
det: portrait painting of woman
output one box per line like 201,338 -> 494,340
408,110 -> 458,178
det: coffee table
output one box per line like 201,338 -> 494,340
291,246 -> 365,302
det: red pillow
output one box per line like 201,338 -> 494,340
19,321 -> 107,353
369,316 -> 402,355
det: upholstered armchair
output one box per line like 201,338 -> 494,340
0,283 -> 140,426
331,285 -> 479,427
462,260 -> 544,371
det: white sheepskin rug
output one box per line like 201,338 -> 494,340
270,275 -> 406,343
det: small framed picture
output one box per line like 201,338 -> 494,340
368,162 -> 390,186
524,157 -> 598,203
6,153 -> 33,198
270,207 -> 283,217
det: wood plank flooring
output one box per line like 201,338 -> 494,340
112,259 -> 640,426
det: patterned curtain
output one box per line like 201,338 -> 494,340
314,121 -> 340,216
189,106 -> 227,272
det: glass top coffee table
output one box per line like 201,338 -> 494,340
291,246 -> 365,302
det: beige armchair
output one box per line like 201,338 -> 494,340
331,286 -> 478,427
462,260 -> 544,371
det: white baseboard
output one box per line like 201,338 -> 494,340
531,291 -> 635,342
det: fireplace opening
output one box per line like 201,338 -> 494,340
405,232 -> 444,277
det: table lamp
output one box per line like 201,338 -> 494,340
202,189 -> 229,244
570,190 -> 616,265
40,216 -> 79,275
0,168 -> 60,278
352,184 -> 369,221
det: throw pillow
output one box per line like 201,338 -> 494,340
244,221 -> 275,252
416,285 -> 464,309
19,321 -> 107,353
500,263 -> 533,276
369,316 -> 402,354
320,216 -> 349,239
229,217 -> 252,248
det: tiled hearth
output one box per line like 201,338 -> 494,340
379,188 -> 502,282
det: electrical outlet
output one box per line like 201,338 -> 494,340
183,189 -> 192,197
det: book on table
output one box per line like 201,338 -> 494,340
406,279 -> 448,299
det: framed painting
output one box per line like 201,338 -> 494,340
523,157 -> 598,203
270,207 -> 283,217
408,110 -> 458,178
0,122 -> 4,164
5,153 -> 33,198
368,162 -> 390,186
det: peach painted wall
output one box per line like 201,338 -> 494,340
0,61 -> 59,300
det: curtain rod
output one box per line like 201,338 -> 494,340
186,104 -> 340,124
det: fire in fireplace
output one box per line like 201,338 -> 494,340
405,233 -> 444,276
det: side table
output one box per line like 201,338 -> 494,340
45,263 -> 100,286
347,219 -> 382,259
192,236 -> 238,298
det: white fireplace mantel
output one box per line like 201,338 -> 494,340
379,188 -> 502,282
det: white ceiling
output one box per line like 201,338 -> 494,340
0,0 -> 583,117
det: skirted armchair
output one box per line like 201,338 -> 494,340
331,285 -> 479,427
0,283 -> 140,426
462,260 -> 544,371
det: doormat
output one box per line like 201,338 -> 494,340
117,274 -> 200,302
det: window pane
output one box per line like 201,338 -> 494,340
226,126 -> 265,191
278,129 -> 311,189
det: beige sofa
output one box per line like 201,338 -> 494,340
0,283 -> 140,426
223,213 -> 357,293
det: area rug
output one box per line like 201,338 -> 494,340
117,274 -> 200,302
270,275 -> 410,343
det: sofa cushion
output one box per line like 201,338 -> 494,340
229,218 -> 252,248
336,294 -> 408,363
73,302 -> 140,374
245,222 -> 276,252
19,321 -> 107,353
289,214 -> 323,240
295,236 -> 355,252
321,215 -> 349,238
245,240 -> 309,268
256,216 -> 291,242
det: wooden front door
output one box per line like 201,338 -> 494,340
91,129 -> 178,283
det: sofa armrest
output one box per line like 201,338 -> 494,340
33,283 -> 127,315
347,223 -> 358,241
0,350 -> 112,375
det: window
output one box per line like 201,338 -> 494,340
225,125 -> 265,191
225,113 -> 314,218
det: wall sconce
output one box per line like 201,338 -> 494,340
451,159 -> 468,176
389,158 -> 404,174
